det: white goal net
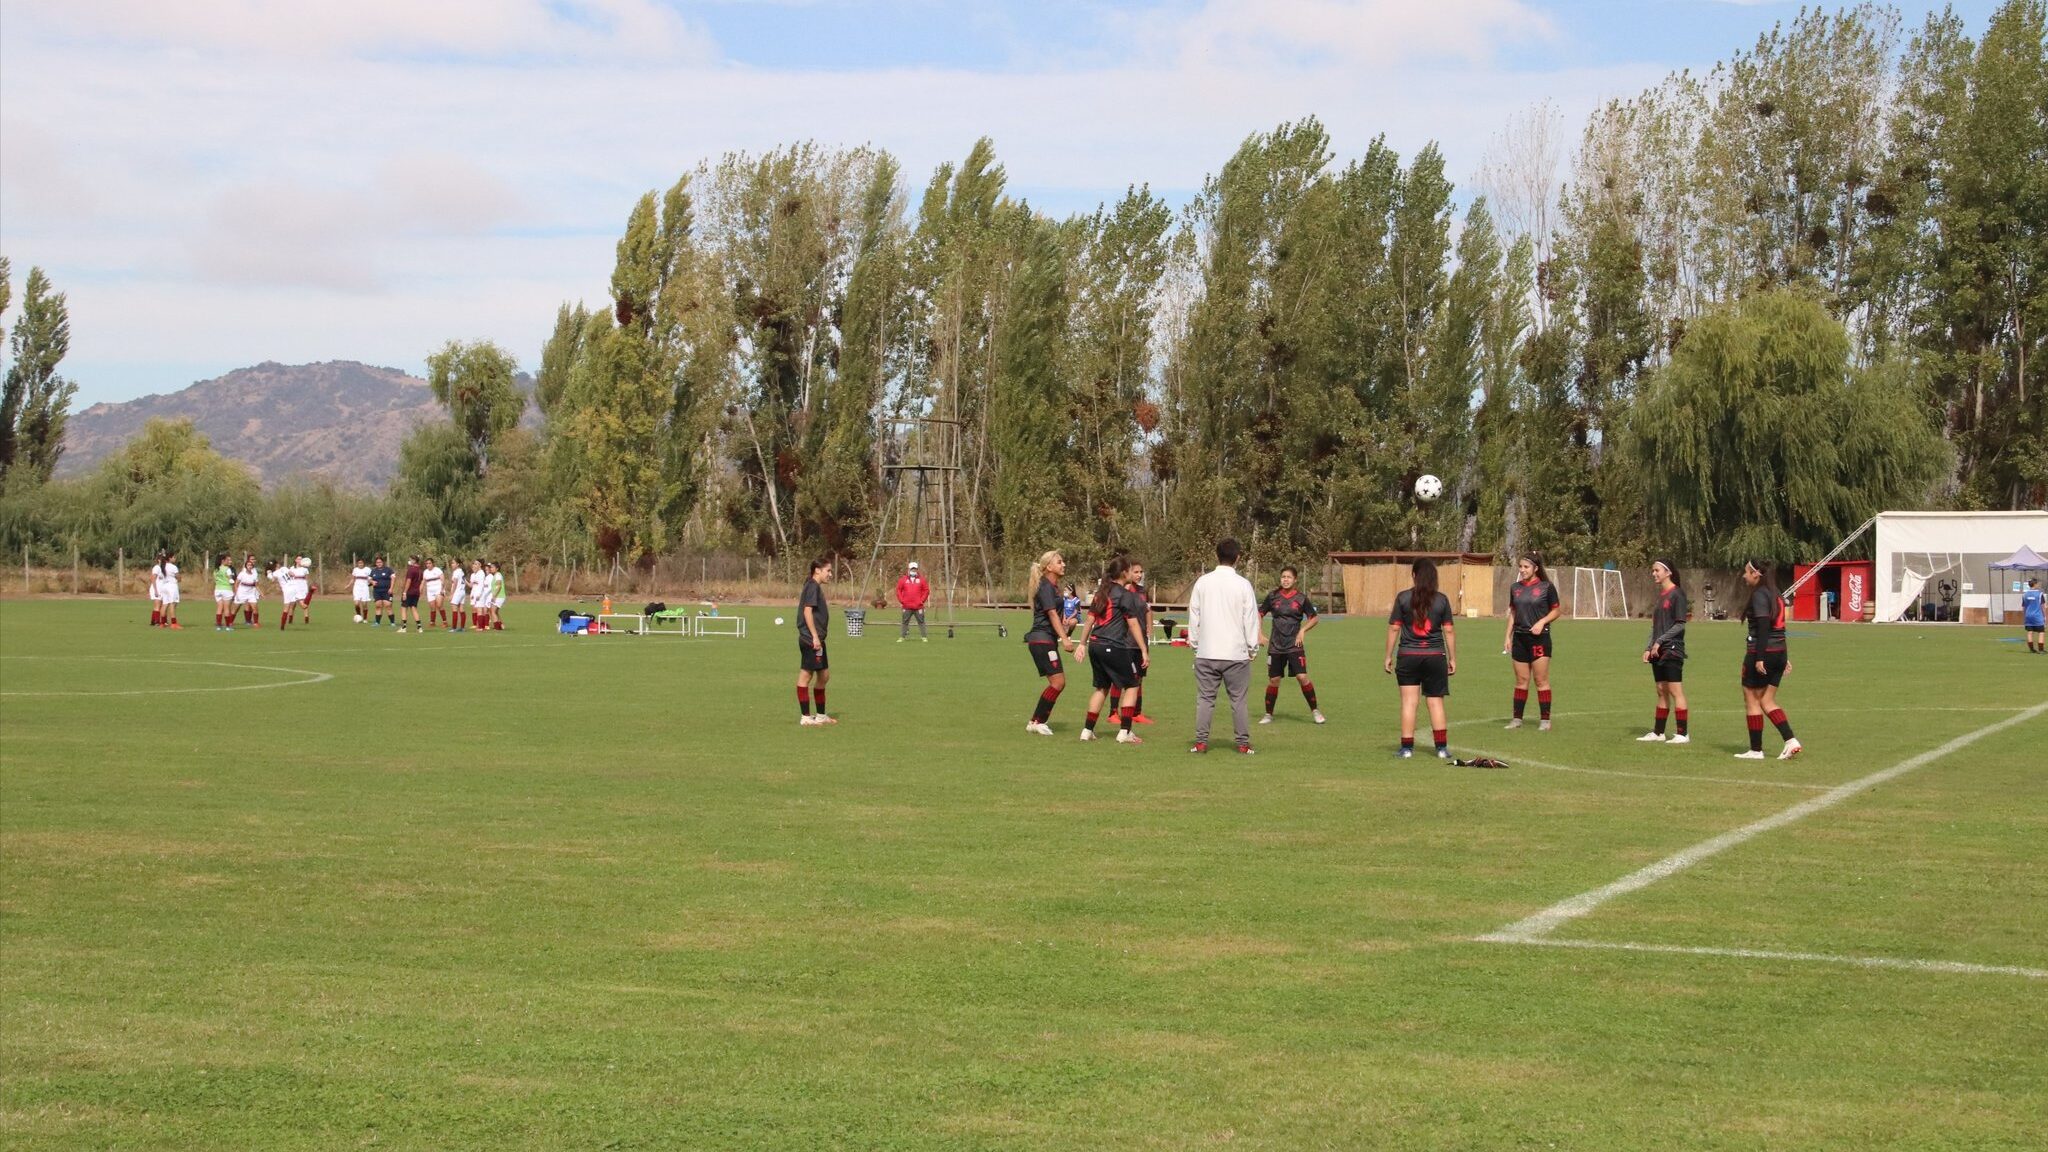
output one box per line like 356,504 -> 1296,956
1571,567 -> 1628,620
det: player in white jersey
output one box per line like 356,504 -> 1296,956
157,553 -> 183,629
234,554 -> 262,626
350,558 -> 373,622
447,556 -> 469,631
265,556 -> 291,628
423,560 -> 446,629
468,561 -> 491,631
287,556 -> 313,626
148,553 -> 165,627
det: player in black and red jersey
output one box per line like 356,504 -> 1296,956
1074,556 -> 1151,745
1383,558 -> 1457,759
1503,552 -> 1561,730
1022,550 -> 1079,736
1125,561 -> 1156,725
1258,566 -> 1324,725
1737,559 -> 1800,760
1638,560 -> 1691,744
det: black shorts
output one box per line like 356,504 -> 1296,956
1650,657 -> 1685,684
1267,650 -> 1307,679
1028,643 -> 1064,677
1395,652 -> 1450,698
402,593 -> 420,608
1511,632 -> 1553,663
1089,644 -> 1141,692
373,590 -> 392,604
1741,651 -> 1787,689
2027,620 -> 2046,635
799,641 -> 829,673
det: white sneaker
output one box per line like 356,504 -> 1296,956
1080,729 -> 1097,742
1668,734 -> 1690,745
1258,714 -> 1273,725
1539,720 -> 1552,732
1637,732 -> 1667,742
1504,718 -> 1523,730
799,715 -> 818,726
1116,730 -> 1143,744
1733,750 -> 1766,760
1778,738 -> 1803,760
814,714 -> 837,725
1025,722 -> 1054,736
1312,710 -> 1326,725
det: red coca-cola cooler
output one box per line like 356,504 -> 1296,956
1793,560 -> 1874,621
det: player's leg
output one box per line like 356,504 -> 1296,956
1531,653 -> 1553,730
1398,684 -> 1421,756
1508,655 -> 1530,728
811,666 -> 832,723
1668,678 -> 1689,742
1425,693 -> 1449,758
1760,677 -> 1797,757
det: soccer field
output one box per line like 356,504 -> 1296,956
3,600 -> 2044,1149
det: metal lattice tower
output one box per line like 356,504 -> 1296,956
862,399 -> 993,622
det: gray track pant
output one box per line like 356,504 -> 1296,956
900,608 -> 926,637
1193,658 -> 1252,747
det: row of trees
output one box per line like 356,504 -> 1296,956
3,2 -> 2040,590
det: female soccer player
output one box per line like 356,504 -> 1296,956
1022,551 -> 1078,736
1503,553 -> 1561,730
447,557 -> 468,631
1258,565 -> 1323,725
796,557 -> 834,725
289,555 -> 313,626
156,551 -> 182,629
350,557 -> 373,622
1125,561 -> 1154,724
212,553 -> 235,630
1638,560 -> 1690,744
1738,560 -> 1801,760
487,562 -> 507,629
423,559 -> 446,629
1074,556 -> 1150,744
467,560 -> 490,631
2023,577 -> 2044,654
1384,558 -> 1455,758
235,554 -> 262,626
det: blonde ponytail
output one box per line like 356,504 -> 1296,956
1028,550 -> 1061,596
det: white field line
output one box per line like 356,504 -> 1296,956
1458,747 -> 1829,792
0,659 -> 333,697
1480,700 -> 2048,944
1505,937 -> 2048,979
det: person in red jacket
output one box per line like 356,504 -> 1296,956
896,560 -> 931,642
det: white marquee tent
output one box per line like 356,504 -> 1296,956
1874,511 -> 2048,622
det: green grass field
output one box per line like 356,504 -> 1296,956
3,599 -> 2044,1149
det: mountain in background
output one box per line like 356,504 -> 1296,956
59,361 -> 447,491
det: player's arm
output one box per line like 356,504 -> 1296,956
1300,601 -> 1319,640
802,603 -> 821,648
1444,614 -> 1458,676
1383,620 -> 1399,675
1533,587 -> 1561,634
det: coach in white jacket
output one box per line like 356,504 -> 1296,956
1186,538 -> 1262,753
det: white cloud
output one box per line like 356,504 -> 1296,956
0,0 -> 1661,404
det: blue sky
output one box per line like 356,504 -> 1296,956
0,0 -> 2004,406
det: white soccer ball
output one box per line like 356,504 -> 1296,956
774,617 -> 785,626
1414,474 -> 1444,503
353,613 -> 364,623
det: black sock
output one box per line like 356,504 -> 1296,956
1265,686 -> 1279,714
1301,681 -> 1317,710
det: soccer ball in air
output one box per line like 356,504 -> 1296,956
1414,474 -> 1444,503
353,613 -> 364,623
774,617 -> 785,626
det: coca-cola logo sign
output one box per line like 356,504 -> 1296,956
1846,572 -> 1865,614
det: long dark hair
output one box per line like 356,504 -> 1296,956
1091,556 -> 1131,619
1409,559 -> 1439,628
1522,552 -> 1548,583
1743,559 -> 1778,600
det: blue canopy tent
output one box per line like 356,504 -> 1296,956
1988,545 -> 2048,624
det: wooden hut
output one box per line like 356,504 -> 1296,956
1328,551 -> 1498,619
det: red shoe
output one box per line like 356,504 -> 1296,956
168,622 -> 182,630
1132,714 -> 1156,725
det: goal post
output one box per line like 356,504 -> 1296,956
1571,567 -> 1629,620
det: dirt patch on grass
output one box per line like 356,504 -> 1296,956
700,856 -> 795,878
5,829 -> 255,862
